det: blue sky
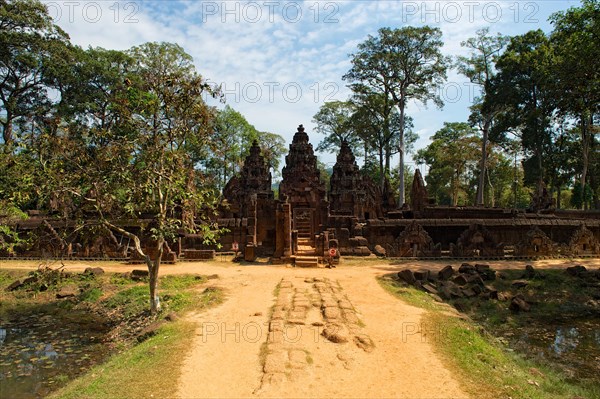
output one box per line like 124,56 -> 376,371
45,0 -> 580,171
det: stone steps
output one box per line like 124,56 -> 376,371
298,238 -> 313,246
293,255 -> 319,267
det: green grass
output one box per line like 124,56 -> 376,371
49,321 -> 197,399
80,287 -> 103,302
2,268 -> 225,399
104,285 -> 149,317
378,276 -> 600,399
49,275 -> 224,399
0,268 -> 28,287
108,273 -> 134,286
159,274 -> 205,290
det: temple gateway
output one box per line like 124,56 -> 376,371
215,125 -> 600,266
7,125 -> 600,264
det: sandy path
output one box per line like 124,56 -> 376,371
176,268 -> 274,398
175,265 -> 468,399
4,258 -> 597,398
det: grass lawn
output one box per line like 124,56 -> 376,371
379,275 -> 600,399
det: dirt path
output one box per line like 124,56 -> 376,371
4,258 -> 596,398
175,264 -> 468,399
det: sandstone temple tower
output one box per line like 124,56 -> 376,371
329,140 -> 383,219
279,125 -> 328,245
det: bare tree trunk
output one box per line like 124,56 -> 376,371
104,222 -> 162,314
2,114 -> 13,147
476,121 -> 489,207
452,173 -> 458,207
580,113 -> 592,210
398,104 -> 406,208
379,147 -> 385,191
486,168 -> 495,207
149,238 -> 163,314
384,144 -> 391,176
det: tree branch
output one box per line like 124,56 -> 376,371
103,221 -> 147,260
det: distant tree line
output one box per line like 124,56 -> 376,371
0,0 -> 286,312
312,0 -> 599,210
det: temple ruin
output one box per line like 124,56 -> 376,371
4,124 -> 600,263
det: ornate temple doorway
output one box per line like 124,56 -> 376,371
293,208 -> 315,244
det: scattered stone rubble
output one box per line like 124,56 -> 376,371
4,266 -> 154,296
396,263 -> 600,313
397,263 -> 499,302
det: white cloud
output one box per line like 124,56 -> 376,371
45,0 -> 574,167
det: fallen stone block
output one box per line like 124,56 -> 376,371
485,286 -> 498,300
475,264 -> 490,273
354,246 -> 372,256
459,263 -> 476,274
438,265 -> 454,281
467,274 -> 486,286
438,285 -> 452,300
56,286 -> 78,299
130,269 -> 149,281
373,245 -> 386,257
83,267 -> 105,276
566,265 -> 587,277
137,320 -> 165,342
511,280 -> 529,288
509,295 -> 531,312
355,236 -> 369,246
414,270 -> 430,281
475,264 -> 496,280
422,283 -> 438,295
398,269 -> 416,285
452,274 -> 469,286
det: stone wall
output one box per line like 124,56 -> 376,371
362,218 -> 600,257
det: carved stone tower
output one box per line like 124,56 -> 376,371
279,125 -> 327,242
223,139 -> 273,214
329,140 -> 382,219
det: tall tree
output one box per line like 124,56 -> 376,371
257,131 -> 286,179
344,26 -> 449,207
313,100 -> 359,154
206,106 -> 285,190
350,95 -> 417,191
16,41 -> 224,313
349,89 -> 395,189
415,122 -> 480,206
0,0 -> 70,147
550,0 -> 600,207
484,30 -> 557,189
544,125 -> 579,209
85,42 -> 222,314
456,28 -> 509,206
210,105 -> 258,188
